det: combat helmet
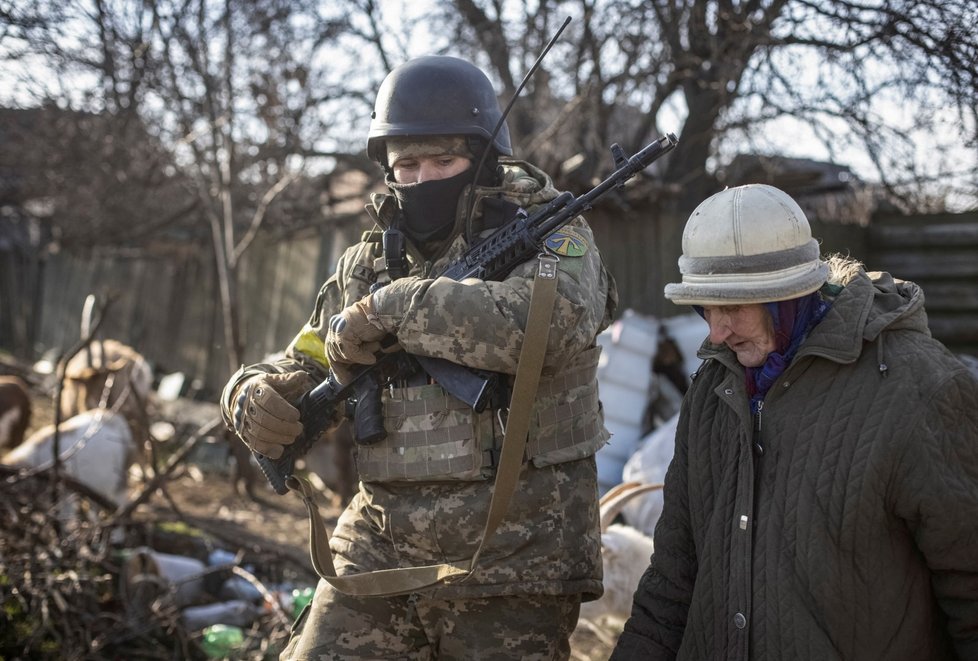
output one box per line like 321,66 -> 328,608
366,56 -> 512,165
664,184 -> 829,306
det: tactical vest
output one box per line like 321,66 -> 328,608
356,346 -> 608,482
346,233 -> 609,483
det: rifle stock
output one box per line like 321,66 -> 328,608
255,133 -> 678,494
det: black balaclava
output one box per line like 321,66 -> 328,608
386,167 -> 473,244
384,135 -> 500,246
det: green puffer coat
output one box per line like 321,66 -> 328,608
613,261 -> 978,660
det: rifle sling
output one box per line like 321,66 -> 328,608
288,253 -> 561,597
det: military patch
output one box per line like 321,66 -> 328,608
351,263 -> 376,285
544,228 -> 589,257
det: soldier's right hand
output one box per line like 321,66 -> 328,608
230,371 -> 313,459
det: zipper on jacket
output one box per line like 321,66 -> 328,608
752,401 -> 764,456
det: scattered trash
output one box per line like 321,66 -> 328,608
292,586 -> 315,619
157,372 -> 187,401
122,546 -> 207,609
0,425 -> 318,659
596,311 -> 661,494
621,413 -> 680,535
182,599 -> 260,631
200,624 -> 245,658
219,575 -> 263,603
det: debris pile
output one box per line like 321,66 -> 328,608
0,444 -> 318,660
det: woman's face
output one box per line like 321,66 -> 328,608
701,304 -> 777,367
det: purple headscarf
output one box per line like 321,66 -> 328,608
745,291 -> 830,413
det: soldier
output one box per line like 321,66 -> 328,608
221,55 -> 618,659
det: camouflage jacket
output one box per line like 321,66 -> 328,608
227,160 -> 618,599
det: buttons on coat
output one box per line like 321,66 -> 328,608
734,612 -> 747,629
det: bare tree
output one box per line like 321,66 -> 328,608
0,106 -> 197,247
426,0 -> 977,213
138,0 -> 357,371
2,0 -> 366,373
0,1 -> 196,249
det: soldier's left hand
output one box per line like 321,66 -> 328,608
325,296 -> 390,382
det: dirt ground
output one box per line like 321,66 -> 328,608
152,463 -> 333,577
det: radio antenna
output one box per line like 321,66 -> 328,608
464,16 -> 572,237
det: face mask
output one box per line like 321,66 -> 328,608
387,167 -> 473,244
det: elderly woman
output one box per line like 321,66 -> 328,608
612,184 -> 978,660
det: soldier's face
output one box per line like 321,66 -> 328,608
392,154 -> 472,184
702,304 -> 776,367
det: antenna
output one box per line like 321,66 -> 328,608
464,16 -> 572,236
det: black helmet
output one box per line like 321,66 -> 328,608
366,56 -> 512,164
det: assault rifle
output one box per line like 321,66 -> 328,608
255,132 -> 678,495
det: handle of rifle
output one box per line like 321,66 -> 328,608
251,371 -> 348,496
254,449 -> 295,496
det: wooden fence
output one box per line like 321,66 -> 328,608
1,219 -> 366,398
2,208 -> 975,396
868,211 -> 978,356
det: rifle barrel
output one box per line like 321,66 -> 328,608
533,133 -> 678,240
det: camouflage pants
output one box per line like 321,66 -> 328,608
281,581 -> 582,660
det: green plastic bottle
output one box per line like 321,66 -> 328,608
291,586 -> 315,619
200,624 -> 244,658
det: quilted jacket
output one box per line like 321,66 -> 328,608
612,263 -> 978,660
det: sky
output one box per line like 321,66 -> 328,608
2,0 -> 975,211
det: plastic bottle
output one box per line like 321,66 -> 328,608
207,548 -> 237,567
219,575 -> 262,603
182,600 -> 259,630
200,624 -> 244,658
263,588 -> 290,616
291,586 -> 315,619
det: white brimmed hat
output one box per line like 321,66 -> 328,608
664,184 -> 828,306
